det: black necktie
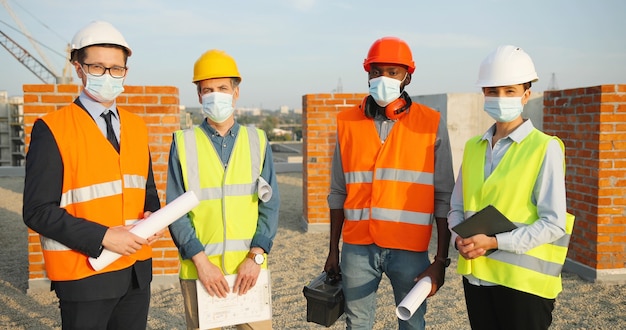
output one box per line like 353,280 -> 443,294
101,111 -> 120,153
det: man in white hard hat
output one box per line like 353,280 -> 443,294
447,45 -> 574,329
167,49 -> 279,330
23,20 -> 161,329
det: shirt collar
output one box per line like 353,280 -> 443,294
481,119 -> 535,144
78,91 -> 118,119
201,119 -> 240,137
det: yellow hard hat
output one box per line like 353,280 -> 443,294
192,49 -> 241,83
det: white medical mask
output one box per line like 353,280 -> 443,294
483,96 -> 524,122
369,75 -> 404,107
202,92 -> 235,123
82,69 -> 125,103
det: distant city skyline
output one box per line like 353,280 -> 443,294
1,0 -> 625,110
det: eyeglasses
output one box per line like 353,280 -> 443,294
81,63 -> 127,78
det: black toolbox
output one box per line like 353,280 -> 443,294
302,272 -> 345,327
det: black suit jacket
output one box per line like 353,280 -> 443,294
23,103 -> 160,301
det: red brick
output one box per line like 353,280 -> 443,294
57,84 -> 81,93
123,85 -> 145,93
601,93 -> 626,103
146,86 -> 178,94
160,95 -> 179,105
128,95 -> 159,104
122,105 -> 146,114
160,115 -> 180,124
146,105 -> 179,114
41,94 -> 75,104
23,84 -> 55,92
23,94 -> 39,103
600,85 -> 617,93
583,86 -> 602,94
600,104 -> 616,113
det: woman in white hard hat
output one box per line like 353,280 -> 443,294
447,45 -> 574,329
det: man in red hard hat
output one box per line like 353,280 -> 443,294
324,36 -> 455,329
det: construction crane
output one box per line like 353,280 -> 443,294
0,0 -> 71,84
0,30 -> 59,84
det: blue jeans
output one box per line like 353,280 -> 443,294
341,243 -> 430,330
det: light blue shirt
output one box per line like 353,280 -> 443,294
447,119 -> 567,286
78,92 -> 120,141
166,120 -> 280,260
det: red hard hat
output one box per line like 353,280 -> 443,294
363,37 -> 415,74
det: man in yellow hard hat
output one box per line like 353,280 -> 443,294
324,36 -> 455,329
167,49 -> 279,330
449,45 -> 574,330
23,20 -> 161,329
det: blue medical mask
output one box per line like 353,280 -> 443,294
82,69 -> 125,103
483,96 -> 524,122
369,75 -> 405,107
202,92 -> 235,123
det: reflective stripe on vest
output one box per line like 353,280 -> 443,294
344,208 -> 432,225
60,174 -> 146,207
203,239 -> 252,256
344,168 -> 434,225
457,129 -> 575,299
40,103 -> 151,281
337,102 -> 439,251
42,175 -> 148,251
175,125 -> 266,278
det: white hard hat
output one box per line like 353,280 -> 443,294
71,21 -> 132,56
476,45 -> 538,87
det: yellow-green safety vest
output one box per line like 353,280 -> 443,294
175,125 -> 267,279
458,128 -> 575,299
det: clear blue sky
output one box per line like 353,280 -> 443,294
1,0 -> 625,110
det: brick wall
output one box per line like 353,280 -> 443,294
301,93 -> 367,232
544,84 -> 626,277
23,84 -> 181,284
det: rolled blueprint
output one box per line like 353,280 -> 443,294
396,276 -> 432,321
88,190 -> 200,271
257,177 -> 272,202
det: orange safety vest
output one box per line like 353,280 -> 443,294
40,103 -> 151,281
337,102 -> 439,251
